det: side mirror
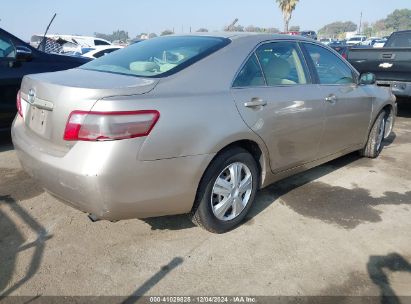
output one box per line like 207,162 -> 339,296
15,45 -> 33,62
359,72 -> 376,85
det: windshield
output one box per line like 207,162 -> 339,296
81,36 -> 230,77
349,37 -> 362,41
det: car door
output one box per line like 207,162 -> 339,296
0,34 -> 18,131
231,41 -> 326,173
301,42 -> 373,157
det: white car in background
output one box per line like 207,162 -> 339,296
319,38 -> 334,45
30,34 -> 113,54
373,39 -> 387,48
346,36 -> 367,45
362,37 -> 380,46
82,46 -> 123,59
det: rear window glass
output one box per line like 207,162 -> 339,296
81,36 -> 230,78
386,32 -> 411,48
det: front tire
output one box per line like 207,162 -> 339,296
360,110 -> 387,158
190,147 -> 259,233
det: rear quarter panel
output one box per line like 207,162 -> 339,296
92,91 -> 267,161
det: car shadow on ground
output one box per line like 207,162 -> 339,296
247,150 -> 411,229
367,253 -> 411,304
0,161 -> 49,296
397,98 -> 411,118
143,215 -> 196,230
0,134 -> 13,153
143,130 -> 403,231
0,195 -> 52,296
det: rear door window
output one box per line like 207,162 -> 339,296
232,54 -> 265,87
255,41 -> 308,86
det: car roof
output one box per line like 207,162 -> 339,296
162,32 -> 314,43
390,30 -> 411,35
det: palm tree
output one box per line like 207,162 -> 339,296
276,0 -> 299,32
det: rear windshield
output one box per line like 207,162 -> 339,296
385,32 -> 411,48
80,36 -> 230,78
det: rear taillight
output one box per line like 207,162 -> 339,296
63,110 -> 160,141
16,90 -> 23,117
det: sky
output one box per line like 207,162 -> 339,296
1,0 -> 410,41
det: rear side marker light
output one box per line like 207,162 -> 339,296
63,110 -> 160,141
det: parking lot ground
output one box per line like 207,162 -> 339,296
1,101 -> 411,298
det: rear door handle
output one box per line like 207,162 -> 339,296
325,95 -> 337,104
244,98 -> 267,108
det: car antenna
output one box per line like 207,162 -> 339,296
38,13 -> 57,51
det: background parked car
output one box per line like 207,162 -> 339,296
329,43 -> 350,59
81,46 -> 123,59
281,31 -> 300,36
346,35 -> 367,45
300,30 -> 318,40
373,39 -> 387,48
348,30 -> 411,98
362,37 -> 380,46
0,28 -> 90,134
31,34 -> 112,55
319,38 -> 335,45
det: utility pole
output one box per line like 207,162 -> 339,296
359,11 -> 363,34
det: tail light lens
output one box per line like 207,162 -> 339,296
16,90 -> 23,117
64,110 -> 160,141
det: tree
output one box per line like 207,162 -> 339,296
197,28 -> 209,32
374,19 -> 386,32
245,25 -> 263,32
276,0 -> 299,32
289,25 -> 300,32
225,24 -> 244,32
318,21 -> 357,37
265,27 -> 280,33
363,25 -> 373,37
161,30 -> 174,36
94,30 -> 129,42
385,9 -> 411,31
149,33 -> 158,39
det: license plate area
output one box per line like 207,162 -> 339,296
28,105 -> 50,136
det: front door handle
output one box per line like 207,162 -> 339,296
244,98 -> 267,108
325,95 -> 337,104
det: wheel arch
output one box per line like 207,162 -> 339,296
190,138 -> 269,215
196,137 -> 270,197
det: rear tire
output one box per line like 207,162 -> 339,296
360,110 -> 387,158
190,147 -> 259,233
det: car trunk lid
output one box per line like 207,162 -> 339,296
20,68 -> 158,150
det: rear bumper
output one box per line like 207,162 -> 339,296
377,80 -> 411,97
12,117 -> 214,221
